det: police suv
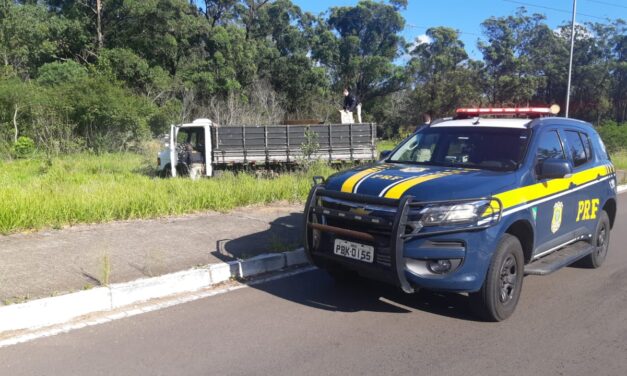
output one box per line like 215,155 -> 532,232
303,107 -> 617,321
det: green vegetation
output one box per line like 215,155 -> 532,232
0,1 -> 625,156
377,139 -> 400,153
0,153 -> 337,234
611,150 -> 627,171
0,1 -> 624,234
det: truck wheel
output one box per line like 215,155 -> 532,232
469,234 -> 524,322
580,210 -> 610,268
160,164 -> 172,178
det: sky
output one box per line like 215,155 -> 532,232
291,0 -> 627,59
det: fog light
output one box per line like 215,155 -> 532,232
427,259 -> 452,274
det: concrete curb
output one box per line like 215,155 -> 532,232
617,183 -> 627,194
0,248 -> 309,334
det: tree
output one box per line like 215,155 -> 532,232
313,0 -> 406,105
479,9 -> 547,105
0,2 -> 57,78
407,27 -> 483,118
200,0 -> 239,27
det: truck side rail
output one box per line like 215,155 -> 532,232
212,123 -> 377,164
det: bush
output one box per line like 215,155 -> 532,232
37,61 -> 88,86
596,121 -> 627,153
13,136 -> 35,158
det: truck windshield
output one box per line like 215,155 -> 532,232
387,126 -> 530,171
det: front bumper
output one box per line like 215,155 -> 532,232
303,185 -> 502,293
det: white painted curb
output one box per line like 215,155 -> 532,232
0,288 -> 111,333
0,248 -> 310,334
617,184 -> 627,194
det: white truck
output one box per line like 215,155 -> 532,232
157,119 -> 378,178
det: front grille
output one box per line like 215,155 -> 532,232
314,196 -> 399,269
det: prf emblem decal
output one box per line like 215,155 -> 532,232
551,201 -> 564,234
576,199 -> 599,222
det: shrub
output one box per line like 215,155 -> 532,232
36,61 -> 88,86
13,136 -> 35,158
596,121 -> 627,153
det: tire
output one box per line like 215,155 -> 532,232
159,164 -> 172,178
469,234 -> 524,322
580,210 -> 610,268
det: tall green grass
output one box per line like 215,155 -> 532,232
611,150 -> 627,171
0,154 -> 337,234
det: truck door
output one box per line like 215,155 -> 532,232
532,129 -> 580,257
169,125 -> 178,177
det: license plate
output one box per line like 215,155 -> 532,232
333,239 -> 374,263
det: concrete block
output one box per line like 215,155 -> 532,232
239,253 -> 286,278
0,288 -> 111,332
109,268 -> 210,308
209,262 -> 234,284
284,248 -> 310,267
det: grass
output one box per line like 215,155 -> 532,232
376,139 -> 400,153
611,150 -> 627,171
0,153 -> 338,235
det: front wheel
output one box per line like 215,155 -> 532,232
580,210 -> 610,268
469,234 -> 524,322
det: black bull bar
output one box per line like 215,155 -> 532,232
303,185 -> 503,293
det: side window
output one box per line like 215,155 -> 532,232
598,137 -> 610,160
580,132 -> 593,161
536,130 -> 565,162
564,130 -> 589,167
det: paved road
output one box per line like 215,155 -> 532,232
1,199 -> 626,376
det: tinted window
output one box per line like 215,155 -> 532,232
388,127 -> 530,171
581,132 -> 593,161
564,130 -> 589,167
598,137 -> 610,160
536,131 -> 565,161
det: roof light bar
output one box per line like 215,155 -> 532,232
455,105 -> 560,118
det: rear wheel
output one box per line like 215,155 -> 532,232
580,210 -> 610,268
469,234 -> 524,322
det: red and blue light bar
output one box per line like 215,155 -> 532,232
455,105 -> 560,118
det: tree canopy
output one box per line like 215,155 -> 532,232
0,0 -> 624,155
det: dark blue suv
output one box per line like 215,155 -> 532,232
303,108 -> 617,321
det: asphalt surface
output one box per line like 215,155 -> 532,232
1,199 -> 626,376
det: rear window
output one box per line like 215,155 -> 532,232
564,130 -> 591,167
536,130 -> 565,161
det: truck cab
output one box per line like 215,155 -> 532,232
303,107 -> 617,321
158,119 -> 213,179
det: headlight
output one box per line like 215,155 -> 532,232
417,200 -> 492,227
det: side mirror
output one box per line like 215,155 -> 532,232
537,158 -> 572,180
380,150 -> 392,160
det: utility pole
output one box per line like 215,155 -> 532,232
565,0 -> 577,118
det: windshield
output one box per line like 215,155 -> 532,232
388,126 -> 530,171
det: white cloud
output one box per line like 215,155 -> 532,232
416,34 -> 433,45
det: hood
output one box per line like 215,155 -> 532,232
324,163 -> 517,201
